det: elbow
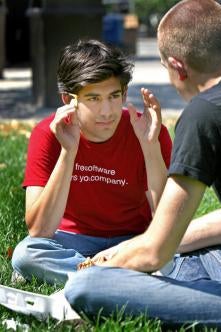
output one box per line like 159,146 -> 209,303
28,227 -> 49,238
25,213 -> 53,238
28,227 -> 53,238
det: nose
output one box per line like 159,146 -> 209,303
99,99 -> 112,117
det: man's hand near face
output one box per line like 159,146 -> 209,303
50,99 -> 80,155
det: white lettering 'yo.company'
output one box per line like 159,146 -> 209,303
72,163 -> 128,187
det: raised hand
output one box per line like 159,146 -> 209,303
50,99 -> 80,153
128,88 -> 162,145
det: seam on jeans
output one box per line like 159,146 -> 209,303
167,256 -> 185,278
205,248 -> 221,264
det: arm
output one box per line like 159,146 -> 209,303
26,100 -> 80,238
25,149 -> 76,237
100,175 -> 206,272
128,88 -> 169,214
143,141 -> 168,215
92,89 -> 170,263
178,209 -> 221,253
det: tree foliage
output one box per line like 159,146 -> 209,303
134,0 -> 180,35
134,0 -> 180,22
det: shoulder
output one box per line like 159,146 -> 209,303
176,94 -> 220,134
32,113 -> 55,134
159,123 -> 170,137
121,108 -> 130,120
200,81 -> 221,107
180,83 -> 221,122
28,113 -> 58,149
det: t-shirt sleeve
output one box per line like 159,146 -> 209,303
159,124 -> 172,169
168,98 -> 220,186
23,124 -> 61,188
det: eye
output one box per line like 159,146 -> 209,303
87,96 -> 100,102
110,93 -> 122,100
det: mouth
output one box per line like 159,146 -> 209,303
95,120 -> 115,126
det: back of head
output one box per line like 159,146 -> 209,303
57,39 -> 133,94
158,0 -> 221,73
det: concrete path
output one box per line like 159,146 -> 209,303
0,38 -> 186,122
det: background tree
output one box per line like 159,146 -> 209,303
134,0 -> 179,36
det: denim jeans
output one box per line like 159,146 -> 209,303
165,245 -> 221,282
11,231 -> 134,285
64,246 -> 221,328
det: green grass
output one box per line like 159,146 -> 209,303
0,123 -> 219,331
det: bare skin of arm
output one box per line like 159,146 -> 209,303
178,209 -> 221,253
98,175 -> 206,271
128,88 -> 168,214
25,100 -> 80,238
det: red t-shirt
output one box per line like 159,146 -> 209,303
23,109 -> 172,237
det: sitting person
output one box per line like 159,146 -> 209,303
64,0 -> 221,328
11,39 -> 172,285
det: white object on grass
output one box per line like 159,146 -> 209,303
0,285 -> 80,321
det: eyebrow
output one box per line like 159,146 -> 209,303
83,89 -> 122,97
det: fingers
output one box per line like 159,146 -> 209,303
141,88 -> 160,109
62,99 -> 78,125
92,245 -> 120,263
50,100 -> 77,132
141,87 -> 162,123
92,256 -> 107,265
64,99 -> 77,125
77,256 -> 107,270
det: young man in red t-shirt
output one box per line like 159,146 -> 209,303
11,39 -> 172,284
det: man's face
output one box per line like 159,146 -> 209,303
76,77 -> 124,142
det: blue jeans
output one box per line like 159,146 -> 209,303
166,246 -> 221,281
11,231 -> 134,285
64,246 -> 221,328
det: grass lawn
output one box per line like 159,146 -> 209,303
0,121 -> 220,331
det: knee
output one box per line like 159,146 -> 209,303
64,266 -> 102,316
12,237 -> 31,272
11,236 -> 44,277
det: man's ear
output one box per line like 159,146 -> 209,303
61,93 -> 71,105
168,56 -> 188,81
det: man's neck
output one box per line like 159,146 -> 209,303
198,75 -> 221,93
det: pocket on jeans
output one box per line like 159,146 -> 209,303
200,246 -> 221,281
163,254 -> 185,279
168,254 -> 211,281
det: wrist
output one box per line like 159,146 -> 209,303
140,140 -> 161,156
60,147 -> 77,161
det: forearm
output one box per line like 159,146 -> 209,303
102,176 -> 206,272
178,209 -> 221,253
26,148 -> 76,237
141,141 -> 167,213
